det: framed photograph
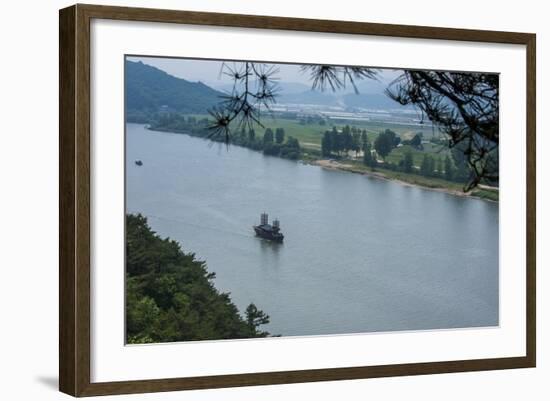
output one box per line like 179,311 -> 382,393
59,4 -> 536,397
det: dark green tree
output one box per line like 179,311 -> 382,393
374,131 -> 394,160
330,126 -> 341,156
410,133 -> 422,149
420,154 -> 435,177
280,136 -> 301,160
363,141 -> 375,167
361,131 -> 368,147
248,128 -> 256,142
403,150 -> 414,173
263,143 -> 281,156
321,131 -> 332,157
342,125 -> 353,154
263,128 -> 274,144
245,303 -> 270,337
451,142 -> 472,183
275,128 -> 285,144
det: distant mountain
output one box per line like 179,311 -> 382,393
351,73 -> 400,94
277,89 -> 407,110
278,90 -> 338,106
125,60 -> 223,114
207,81 -> 311,95
273,82 -> 311,94
342,93 -> 407,110
274,71 -> 405,109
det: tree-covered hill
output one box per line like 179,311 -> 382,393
126,213 -> 270,343
125,60 -> 223,121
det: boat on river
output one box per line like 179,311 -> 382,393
253,213 -> 284,242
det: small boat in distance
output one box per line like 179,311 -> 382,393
253,213 -> 284,242
135,160 -> 143,166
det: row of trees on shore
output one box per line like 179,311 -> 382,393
362,132 -> 472,183
150,113 -> 302,160
321,124 -> 473,184
235,127 -> 301,160
322,127 -> 402,160
321,126 -> 369,157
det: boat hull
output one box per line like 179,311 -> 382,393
253,225 -> 284,242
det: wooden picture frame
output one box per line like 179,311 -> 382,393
59,3 -> 536,397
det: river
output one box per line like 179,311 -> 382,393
126,123 -> 499,337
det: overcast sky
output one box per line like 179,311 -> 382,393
126,55 -> 400,93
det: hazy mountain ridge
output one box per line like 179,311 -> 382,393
125,60 -> 224,115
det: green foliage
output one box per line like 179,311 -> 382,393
126,213 -> 270,343
409,133 -> 423,149
342,125 -> 353,154
280,136 -> 301,160
263,128 -> 274,144
246,303 -> 270,337
402,150 -> 413,173
263,143 -> 280,156
451,142 -> 472,183
361,131 -> 368,147
374,129 -> 398,160
275,128 -> 285,144
321,131 -> 332,157
420,154 -> 436,177
148,114 -> 302,161
320,125 -> 363,157
471,188 -> 499,202
362,141 -> 376,168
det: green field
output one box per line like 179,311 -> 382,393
184,113 -> 451,170
186,114 -> 441,147
256,118 -> 442,150
253,117 -> 449,166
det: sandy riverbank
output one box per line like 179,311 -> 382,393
311,159 -> 498,202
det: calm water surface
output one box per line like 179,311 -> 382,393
126,123 -> 499,337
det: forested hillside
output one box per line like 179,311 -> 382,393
125,60 -> 223,122
126,213 -> 270,343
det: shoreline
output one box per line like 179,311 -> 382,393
310,159 -> 499,203
142,124 -> 498,203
